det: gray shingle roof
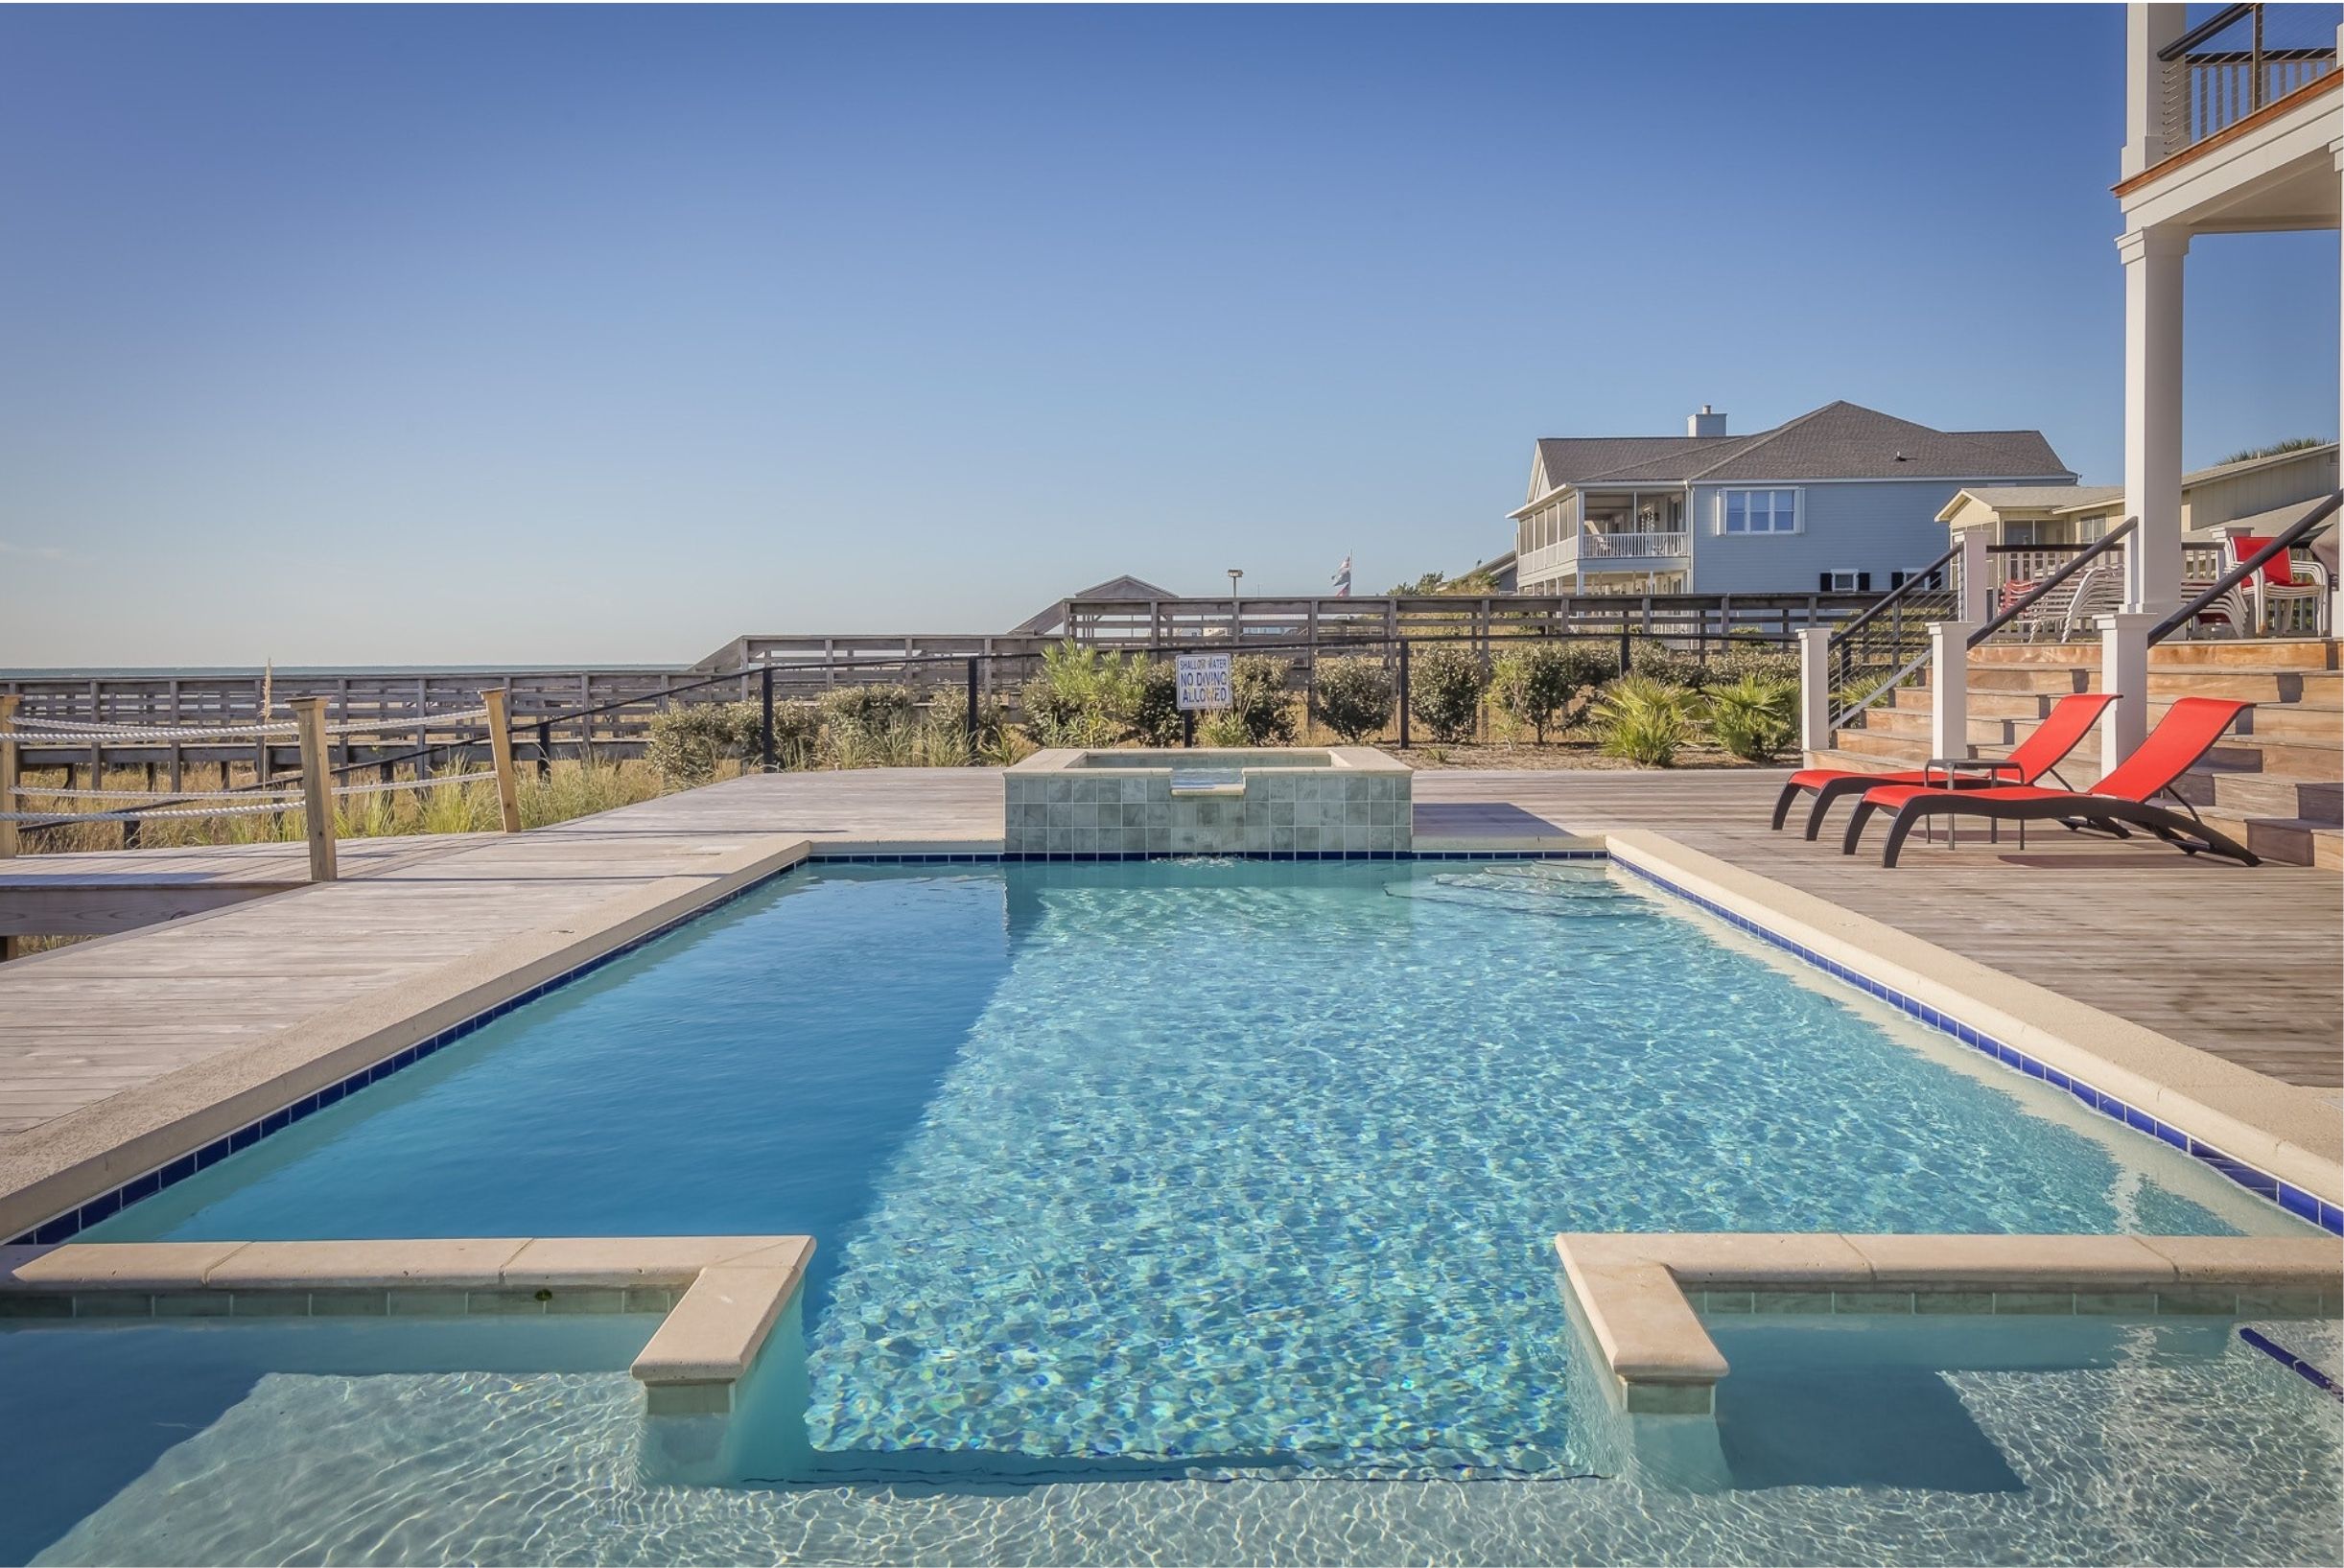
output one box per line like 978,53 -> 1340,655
1534,402 -> 2073,491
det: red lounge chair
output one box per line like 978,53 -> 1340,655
1840,696 -> 2259,868
1770,691 -> 2117,841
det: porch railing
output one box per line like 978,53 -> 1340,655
2160,4 -> 2338,156
1575,529 -> 1691,561
2151,491 -> 2342,644
1821,544 -> 1964,731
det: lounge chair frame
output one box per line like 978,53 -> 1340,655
1839,696 -> 2261,869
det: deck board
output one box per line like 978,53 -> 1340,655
0,764 -> 2333,1163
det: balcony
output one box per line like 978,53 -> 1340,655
2155,4 -> 2337,165
1519,529 -> 1692,587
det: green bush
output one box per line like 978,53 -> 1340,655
1488,643 -> 1611,742
1704,674 -> 1799,764
1708,639 -> 1799,685
819,684 -> 915,735
1627,637 -> 1709,690
1196,710 -> 1253,746
1020,644 -> 1153,747
1407,644 -> 1488,743
645,701 -> 762,788
1128,659 -> 1184,747
1222,655 -> 1299,745
769,700 -> 822,767
1589,676 -> 1701,768
1312,655 -> 1394,742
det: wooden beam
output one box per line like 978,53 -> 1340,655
481,688 -> 523,833
291,696 -> 338,883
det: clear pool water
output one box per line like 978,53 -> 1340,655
69,860 -> 2320,1554
8,1314 -> 2336,1565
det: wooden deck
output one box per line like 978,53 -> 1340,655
0,764 -> 2334,1164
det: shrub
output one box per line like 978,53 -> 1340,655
1222,655 -> 1299,745
1709,639 -> 1799,686
1196,710 -> 1254,746
819,684 -> 915,735
1489,644 -> 1597,743
1128,659 -> 1184,746
1704,673 -> 1799,764
768,700 -> 822,767
1588,676 -> 1700,768
1407,645 -> 1488,742
1627,637 -> 1709,690
1312,655 -> 1395,742
645,701 -> 762,788
1020,644 -> 1151,747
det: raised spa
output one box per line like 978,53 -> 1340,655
1005,745 -> 1411,855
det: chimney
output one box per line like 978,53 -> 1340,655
1688,405 -> 1727,438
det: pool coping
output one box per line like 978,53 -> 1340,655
0,837 -> 814,1248
1555,1231 -> 2344,1414
0,1234 -> 813,1414
1604,831 -> 2344,1227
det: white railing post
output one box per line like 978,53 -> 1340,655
1956,528 -> 1990,624
1929,620 -> 1975,763
2097,612 -> 2159,784
1796,627 -> 1834,760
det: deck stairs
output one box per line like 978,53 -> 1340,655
1814,639 -> 2342,869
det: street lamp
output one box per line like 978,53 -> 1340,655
1227,568 -> 1243,598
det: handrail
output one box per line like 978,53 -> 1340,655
1826,541 -> 1962,648
2149,491 -> 2340,644
2160,3 -> 2254,61
1966,518 -> 2138,648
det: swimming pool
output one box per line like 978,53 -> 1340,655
81,859 -> 2309,1482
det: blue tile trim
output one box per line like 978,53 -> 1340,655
7,848 -> 1608,1246
1613,856 -> 2342,1238
2239,1327 -> 2344,1402
814,850 -> 1610,863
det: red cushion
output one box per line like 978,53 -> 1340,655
1861,783 -> 2073,810
1789,766 -> 1929,789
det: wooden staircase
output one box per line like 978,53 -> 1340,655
1816,638 -> 2342,869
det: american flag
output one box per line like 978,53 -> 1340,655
1330,554 -> 1351,598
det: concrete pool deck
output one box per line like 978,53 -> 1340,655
0,764 -> 2336,1242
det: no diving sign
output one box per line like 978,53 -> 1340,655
1175,652 -> 1232,711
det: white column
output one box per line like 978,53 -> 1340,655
2098,611 -> 2160,782
1929,621 -> 1974,763
1796,627 -> 1833,759
2121,5 -> 2188,179
1955,527 -> 1990,624
2119,225 -> 2188,613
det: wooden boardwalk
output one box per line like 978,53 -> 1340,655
0,764 -> 2334,1165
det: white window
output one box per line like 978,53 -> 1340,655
1720,488 -> 1800,535
1823,569 -> 1869,592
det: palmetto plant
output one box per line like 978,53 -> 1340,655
1589,675 -> 1702,768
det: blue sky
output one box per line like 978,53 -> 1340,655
0,4 -> 2334,667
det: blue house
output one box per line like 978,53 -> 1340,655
1510,401 -> 2075,596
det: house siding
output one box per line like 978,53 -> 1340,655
1687,479 -> 2013,594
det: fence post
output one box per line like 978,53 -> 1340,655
535,720 -> 552,780
762,665 -> 777,772
0,693 -> 18,866
481,689 -> 523,833
291,696 -> 338,883
1396,640 -> 1412,748
1796,627 -> 1834,760
964,659 -> 979,766
1617,617 -> 1631,677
